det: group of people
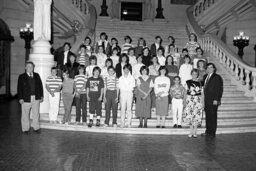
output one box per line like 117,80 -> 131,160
17,32 -> 223,138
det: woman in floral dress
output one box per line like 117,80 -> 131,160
183,69 -> 204,138
184,33 -> 200,58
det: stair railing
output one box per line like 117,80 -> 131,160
187,6 -> 256,101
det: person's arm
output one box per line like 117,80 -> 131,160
37,74 -> 44,102
103,77 -> 107,103
213,75 -> 223,105
86,88 -> 90,101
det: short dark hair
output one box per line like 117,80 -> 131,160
112,47 -> 119,53
100,32 -> 108,40
93,66 -> 101,75
128,47 -> 135,53
63,42 -> 71,49
158,65 -> 167,75
111,37 -> 118,44
189,33 -> 198,42
123,63 -> 132,72
105,58 -> 113,67
206,63 -> 216,72
51,67 -> 57,71
155,36 -> 163,44
137,37 -> 146,46
196,47 -> 204,55
184,55 -> 191,63
78,65 -> 85,70
142,47 -> 150,54
182,48 -> 188,53
107,66 -> 115,71
197,60 -> 206,69
173,76 -> 181,81
124,35 -> 132,43
79,44 -> 86,50
68,53 -> 76,59
168,36 -> 175,44
25,61 -> 35,67
84,36 -> 92,44
191,68 -> 199,77
89,55 -> 97,64
140,65 -> 149,75
119,53 -> 130,63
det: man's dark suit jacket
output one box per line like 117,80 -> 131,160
203,73 -> 223,105
17,72 -> 44,102
150,43 -> 164,57
54,48 -> 73,69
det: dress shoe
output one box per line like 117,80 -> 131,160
161,126 -> 166,128
156,125 -> 161,128
138,124 -> 143,128
201,133 -> 209,137
22,131 -> 29,135
178,125 -> 182,128
173,124 -> 177,128
33,129 -> 41,134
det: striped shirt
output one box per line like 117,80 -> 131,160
77,53 -> 89,67
104,75 -> 119,91
46,76 -> 62,92
121,43 -> 133,54
74,74 -> 87,94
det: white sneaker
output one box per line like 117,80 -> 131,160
188,134 -> 192,138
113,124 -> 117,128
103,124 -> 108,127
193,134 -> 197,138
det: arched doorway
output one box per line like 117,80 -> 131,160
0,19 -> 14,98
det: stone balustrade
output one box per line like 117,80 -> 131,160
193,0 -> 216,18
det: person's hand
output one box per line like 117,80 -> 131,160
19,99 -> 24,104
39,97 -> 44,103
51,92 -> 55,97
142,95 -> 147,100
75,92 -> 80,97
98,96 -> 102,101
213,100 -> 218,105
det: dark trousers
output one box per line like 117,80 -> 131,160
205,104 -> 218,135
75,94 -> 87,122
105,90 -> 118,125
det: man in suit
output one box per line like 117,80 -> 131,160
150,36 -> 163,57
202,63 -> 223,138
54,42 -> 73,70
17,61 -> 44,134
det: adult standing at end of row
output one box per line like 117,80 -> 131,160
202,63 -> 223,138
17,61 -> 44,134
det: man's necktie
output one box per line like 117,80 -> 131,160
102,41 -> 105,51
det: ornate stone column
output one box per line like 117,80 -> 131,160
155,0 -> 165,19
30,0 -> 54,113
99,0 -> 109,16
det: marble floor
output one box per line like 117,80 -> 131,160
0,99 -> 256,171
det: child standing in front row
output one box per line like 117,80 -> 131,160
118,64 -> 135,128
46,67 -> 62,124
74,65 -> 87,125
103,66 -> 119,127
61,70 -> 75,124
170,76 -> 185,128
86,66 -> 104,127
154,66 -> 170,128
135,66 -> 153,128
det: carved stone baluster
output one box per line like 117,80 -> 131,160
222,53 -> 226,66
245,69 -> 251,90
240,67 -> 245,85
235,63 -> 240,80
219,50 -> 222,64
230,60 -> 235,75
226,56 -> 230,70
252,72 -> 256,94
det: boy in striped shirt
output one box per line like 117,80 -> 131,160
74,65 -> 88,125
77,45 -> 90,67
46,67 -> 62,124
103,66 -> 119,127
